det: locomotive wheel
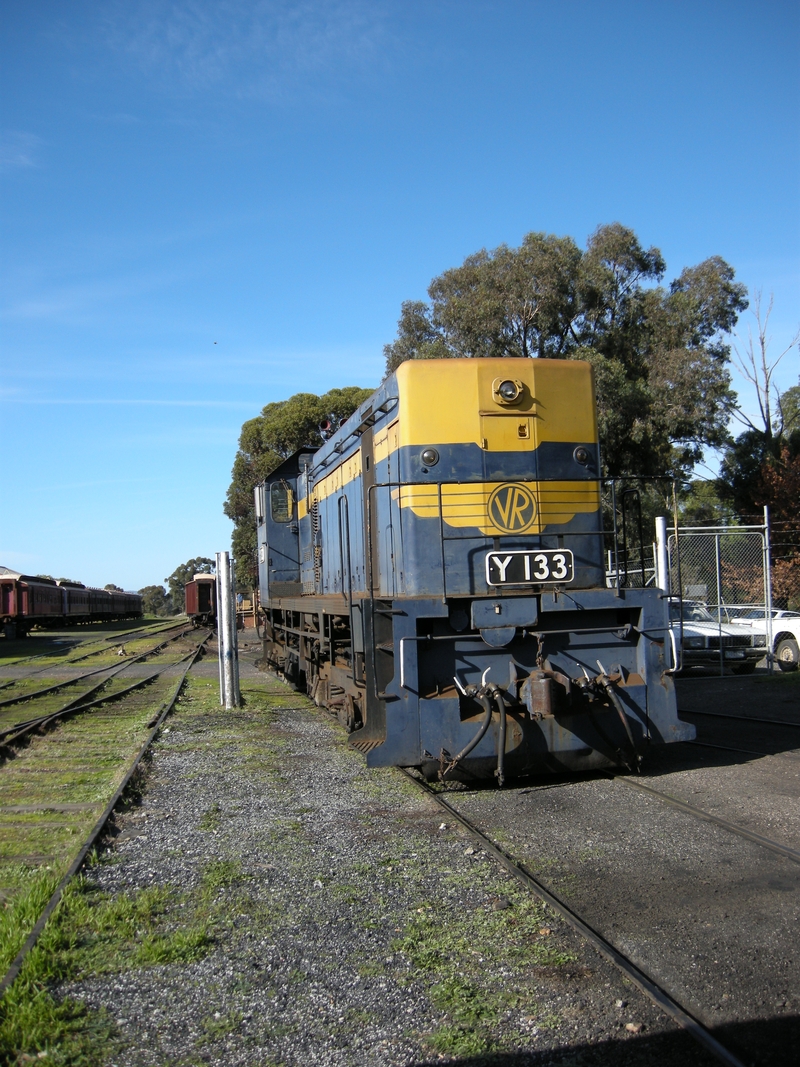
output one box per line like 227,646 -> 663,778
336,695 -> 356,733
776,637 -> 799,672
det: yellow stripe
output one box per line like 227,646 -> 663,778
298,453 -> 363,520
373,419 -> 399,466
393,480 -> 599,535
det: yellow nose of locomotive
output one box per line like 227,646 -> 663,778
391,358 -> 601,539
395,356 -> 599,456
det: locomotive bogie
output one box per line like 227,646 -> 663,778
255,358 -> 694,781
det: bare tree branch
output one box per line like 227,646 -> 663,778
731,290 -> 800,440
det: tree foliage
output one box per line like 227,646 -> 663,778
104,583 -> 123,591
676,479 -> 733,527
384,223 -> 748,477
225,386 -> 373,584
165,557 -> 215,614
138,584 -> 175,617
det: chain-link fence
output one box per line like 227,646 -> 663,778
667,526 -> 770,612
599,483 -> 800,673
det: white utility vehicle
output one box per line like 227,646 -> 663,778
718,605 -> 800,671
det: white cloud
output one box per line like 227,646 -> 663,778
102,0 -> 393,99
0,131 -> 42,173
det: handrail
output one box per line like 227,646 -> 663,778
665,624 -> 680,674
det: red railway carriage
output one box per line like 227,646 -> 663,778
0,571 -> 62,637
185,574 -> 216,626
0,566 -> 143,637
58,580 -> 90,617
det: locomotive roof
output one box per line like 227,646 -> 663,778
262,447 -> 319,482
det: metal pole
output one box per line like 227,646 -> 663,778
655,516 -> 669,594
714,533 -> 723,676
610,480 -> 620,594
671,481 -> 684,670
764,505 -> 774,672
215,555 -> 224,706
230,556 -> 241,705
216,551 -> 238,708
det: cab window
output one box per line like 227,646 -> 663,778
270,483 -> 293,522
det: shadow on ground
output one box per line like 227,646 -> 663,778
410,1012 -> 799,1065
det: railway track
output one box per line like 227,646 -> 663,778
683,708 -> 800,730
0,625 -> 197,740
402,771 -> 748,1067
400,714 -> 800,1067
0,627 -> 208,751
0,621 -> 192,700
0,629 -> 210,997
0,619 -> 181,678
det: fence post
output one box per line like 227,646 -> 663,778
714,533 -> 724,676
764,505 -> 774,672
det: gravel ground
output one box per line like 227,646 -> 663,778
51,640 -> 717,1067
444,675 -> 800,1067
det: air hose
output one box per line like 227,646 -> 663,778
494,689 -> 507,787
440,692 -> 494,778
596,665 -> 642,773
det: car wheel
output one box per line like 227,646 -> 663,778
775,637 -> 800,672
732,661 -> 757,674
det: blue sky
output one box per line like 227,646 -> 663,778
2,0 -> 798,591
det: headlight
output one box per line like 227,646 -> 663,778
493,377 -> 523,404
682,636 -> 705,649
753,634 -> 767,647
420,448 -> 439,466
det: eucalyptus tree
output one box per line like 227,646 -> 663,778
384,223 -> 748,478
225,386 -> 373,584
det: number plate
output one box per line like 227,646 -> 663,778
486,549 -> 574,586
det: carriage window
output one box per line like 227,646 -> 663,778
270,483 -> 293,522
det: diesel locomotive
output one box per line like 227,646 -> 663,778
255,358 -> 694,781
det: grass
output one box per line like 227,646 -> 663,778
0,868 -> 217,1065
391,886 -> 573,1056
198,802 -> 222,831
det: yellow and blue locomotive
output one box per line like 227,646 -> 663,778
255,358 -> 693,781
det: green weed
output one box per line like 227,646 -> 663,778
198,1009 -> 243,1042
199,803 -> 222,831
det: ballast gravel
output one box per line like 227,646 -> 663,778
55,643 -> 717,1066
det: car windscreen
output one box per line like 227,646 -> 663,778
669,601 -> 715,623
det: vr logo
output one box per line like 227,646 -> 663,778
487,483 -> 537,534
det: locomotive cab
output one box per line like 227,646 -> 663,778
256,449 -> 316,603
